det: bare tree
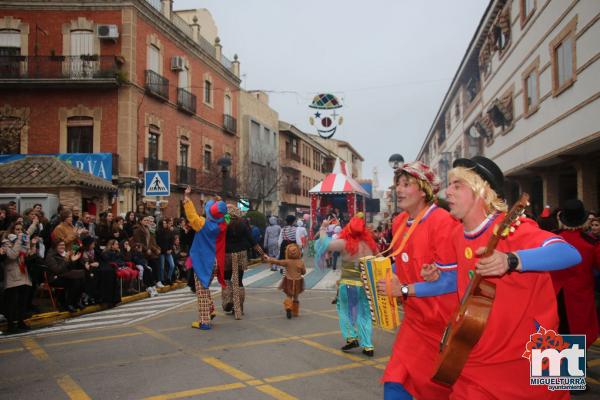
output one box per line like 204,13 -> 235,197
237,145 -> 282,213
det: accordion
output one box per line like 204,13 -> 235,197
359,256 -> 401,331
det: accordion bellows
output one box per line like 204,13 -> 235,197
359,256 -> 401,331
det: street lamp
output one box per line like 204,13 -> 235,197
388,154 -> 404,213
217,154 -> 232,198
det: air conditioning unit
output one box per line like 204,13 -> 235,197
171,56 -> 184,71
97,24 -> 119,40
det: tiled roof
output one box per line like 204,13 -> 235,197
0,156 -> 116,191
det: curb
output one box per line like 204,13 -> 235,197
1,282 -> 188,332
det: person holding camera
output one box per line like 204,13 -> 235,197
1,222 -> 35,334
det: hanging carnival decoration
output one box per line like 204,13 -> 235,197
309,93 -> 343,139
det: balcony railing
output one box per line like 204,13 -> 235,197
0,55 -> 119,83
171,12 -> 194,38
145,69 -> 169,100
223,114 -> 237,134
144,0 -> 162,12
221,55 -> 233,70
177,88 -> 196,114
285,150 -> 301,162
176,166 -> 197,186
144,157 -> 169,171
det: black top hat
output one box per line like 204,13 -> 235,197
558,199 -> 589,228
285,215 -> 296,225
453,156 -> 505,198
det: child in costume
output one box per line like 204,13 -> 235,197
264,243 -> 306,318
182,186 -> 228,330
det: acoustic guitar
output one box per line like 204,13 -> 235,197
432,193 -> 530,386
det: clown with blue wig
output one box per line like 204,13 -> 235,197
183,186 -> 228,330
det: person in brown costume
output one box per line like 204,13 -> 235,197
264,243 -> 306,319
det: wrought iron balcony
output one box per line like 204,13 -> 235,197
223,114 -> 237,134
144,157 -> 169,171
176,166 -> 196,186
145,70 -> 169,101
177,88 -> 196,114
0,55 -> 119,87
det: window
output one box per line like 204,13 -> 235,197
272,132 -> 276,147
291,138 -> 298,154
264,127 -> 270,143
522,60 -> 539,116
148,127 -> 159,161
147,44 -> 160,72
454,102 -> 460,120
204,80 -> 212,104
520,0 -> 535,26
179,142 -> 189,167
550,17 -> 577,96
67,117 -> 93,153
204,145 -> 212,172
178,67 -> 188,89
224,94 -> 232,116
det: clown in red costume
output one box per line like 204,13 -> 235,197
439,157 -> 581,400
552,199 -> 599,349
376,161 -> 459,400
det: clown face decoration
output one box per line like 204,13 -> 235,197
309,93 -> 343,139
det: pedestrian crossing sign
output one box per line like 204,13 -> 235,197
144,170 -> 170,196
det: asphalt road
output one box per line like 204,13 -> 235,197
0,287 -> 599,399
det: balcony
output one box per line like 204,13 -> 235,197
285,150 -> 301,163
0,55 -> 119,88
177,88 -> 196,114
145,70 -> 169,101
144,157 -> 169,171
176,166 -> 197,186
223,114 -> 237,134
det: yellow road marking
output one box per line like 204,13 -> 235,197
143,382 -> 245,400
375,356 -> 390,362
0,347 -> 24,355
205,337 -> 290,352
22,338 -> 49,361
136,326 -> 183,350
264,362 -> 363,383
56,374 -> 92,400
46,332 -> 143,347
302,330 -> 340,338
202,356 -> 255,381
245,379 -> 264,386
299,338 -> 365,362
256,384 -> 298,400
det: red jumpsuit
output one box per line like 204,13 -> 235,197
382,205 -> 459,399
450,215 -> 569,400
551,229 -> 599,348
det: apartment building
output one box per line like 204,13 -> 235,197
278,121 -> 336,217
417,0 -> 600,214
0,0 -> 241,216
309,135 -> 364,180
238,90 -> 279,216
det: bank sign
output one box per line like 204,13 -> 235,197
0,153 -> 112,181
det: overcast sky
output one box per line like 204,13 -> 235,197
176,0 -> 489,189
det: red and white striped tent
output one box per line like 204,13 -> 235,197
308,159 -> 370,236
